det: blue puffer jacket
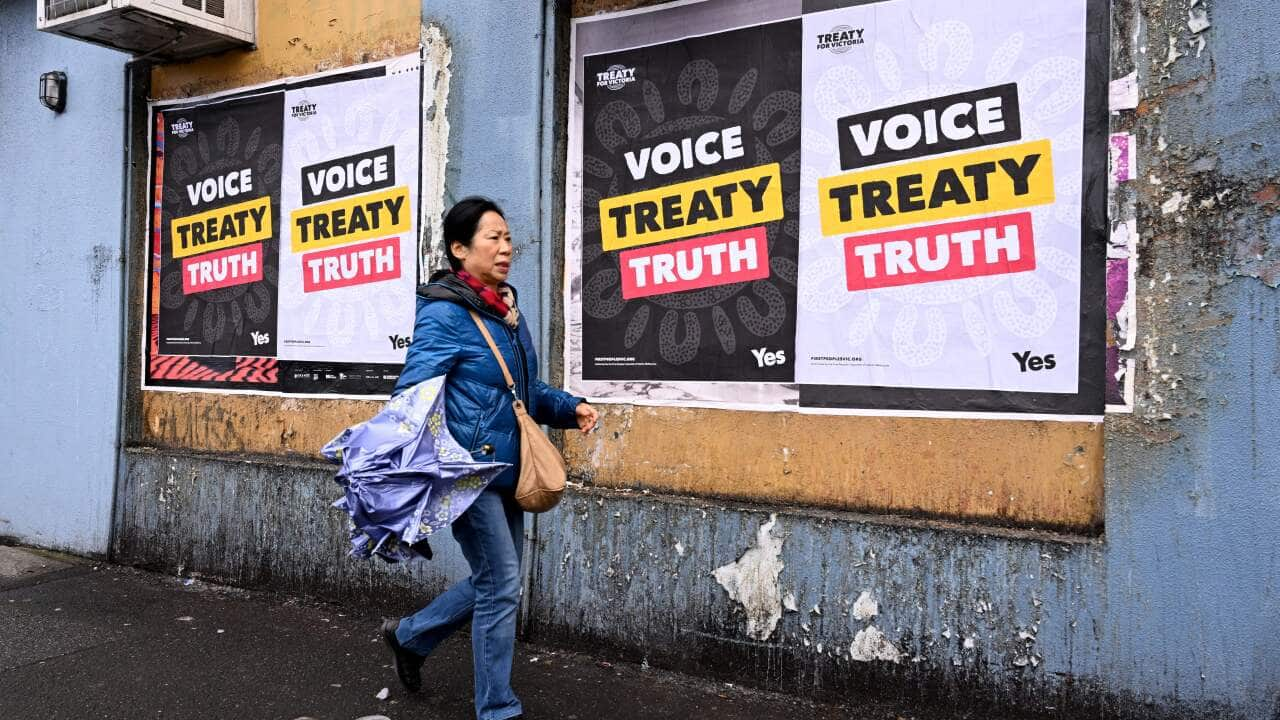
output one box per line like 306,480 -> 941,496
392,272 -> 583,490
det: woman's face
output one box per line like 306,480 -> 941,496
453,211 -> 512,288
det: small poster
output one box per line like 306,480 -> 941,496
156,92 -> 282,359
578,20 -> 803,383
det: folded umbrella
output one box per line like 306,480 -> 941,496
322,375 -> 510,562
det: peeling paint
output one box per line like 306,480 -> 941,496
418,23 -> 453,280
1187,6 -> 1211,35
1162,33 -> 1183,67
850,625 -> 901,663
852,591 -> 878,621
712,514 -> 785,641
117,449 -> 473,614
1161,191 -> 1188,215
1109,71 -> 1140,111
109,2 -> 1280,718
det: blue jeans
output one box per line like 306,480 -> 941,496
396,489 -> 524,720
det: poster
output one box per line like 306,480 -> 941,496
579,20 -> 802,383
794,0 -> 1107,416
146,93 -> 283,391
144,55 -> 421,396
277,65 -> 421,395
567,0 -> 1107,419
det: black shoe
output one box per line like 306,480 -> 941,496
381,618 -> 424,693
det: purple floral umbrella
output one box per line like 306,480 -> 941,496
322,375 -> 510,562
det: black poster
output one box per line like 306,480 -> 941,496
580,20 -> 803,382
156,93 -> 283,358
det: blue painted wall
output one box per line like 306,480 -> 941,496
1105,284 -> 1280,716
0,1 -> 127,554
423,1 -> 555,353
414,0 -> 562,605
1099,0 -> 1280,712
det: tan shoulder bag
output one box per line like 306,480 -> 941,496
467,310 -> 567,513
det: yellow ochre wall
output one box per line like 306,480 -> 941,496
563,407 -> 1102,531
151,0 -> 421,99
140,0 -> 1105,533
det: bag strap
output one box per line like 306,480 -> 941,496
468,310 -> 518,398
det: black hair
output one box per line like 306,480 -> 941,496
443,196 -> 505,271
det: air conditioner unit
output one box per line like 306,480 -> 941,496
37,0 -> 255,61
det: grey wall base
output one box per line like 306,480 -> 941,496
114,448 -> 472,615
114,448 -> 1259,720
525,488 -> 1245,720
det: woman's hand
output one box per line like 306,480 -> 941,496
574,402 -> 599,435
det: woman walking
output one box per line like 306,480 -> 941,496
381,197 -> 597,720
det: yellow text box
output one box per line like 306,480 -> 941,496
171,195 -> 272,259
818,139 -> 1055,236
290,185 -> 411,253
599,163 -> 783,251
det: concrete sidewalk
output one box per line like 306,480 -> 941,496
0,545 -> 1043,720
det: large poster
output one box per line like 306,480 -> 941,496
144,55 -> 421,396
567,0 -> 1107,419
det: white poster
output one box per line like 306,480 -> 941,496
278,55 -> 421,386
795,1 -> 1088,396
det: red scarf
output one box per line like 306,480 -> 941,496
455,270 -> 518,327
